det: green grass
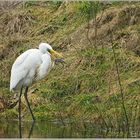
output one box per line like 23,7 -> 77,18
0,2 -> 140,133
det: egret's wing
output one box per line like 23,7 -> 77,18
10,51 -> 31,91
10,49 -> 42,91
10,65 -> 28,91
13,49 -> 33,67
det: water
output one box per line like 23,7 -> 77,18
0,120 -> 139,138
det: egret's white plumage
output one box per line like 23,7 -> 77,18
10,42 -> 63,121
10,43 -> 54,91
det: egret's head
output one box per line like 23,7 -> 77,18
39,43 -> 63,58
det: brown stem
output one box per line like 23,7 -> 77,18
110,33 -> 129,131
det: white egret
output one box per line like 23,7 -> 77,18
10,42 -> 64,121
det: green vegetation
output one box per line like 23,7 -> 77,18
0,1 -> 140,136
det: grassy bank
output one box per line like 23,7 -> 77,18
0,1 -> 140,133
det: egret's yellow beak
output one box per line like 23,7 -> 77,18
50,49 -> 63,58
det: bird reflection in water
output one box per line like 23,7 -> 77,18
19,120 -> 35,138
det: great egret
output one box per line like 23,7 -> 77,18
10,42 -> 64,121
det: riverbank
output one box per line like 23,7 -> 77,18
0,1 -> 140,133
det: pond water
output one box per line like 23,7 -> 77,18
0,120 -> 139,138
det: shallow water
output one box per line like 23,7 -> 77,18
0,120 -> 139,138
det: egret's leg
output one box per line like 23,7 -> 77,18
19,86 -> 23,120
19,86 -> 23,138
24,87 -> 35,121
28,121 -> 35,138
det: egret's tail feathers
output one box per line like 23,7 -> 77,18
10,84 -> 16,93
10,88 -> 14,93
